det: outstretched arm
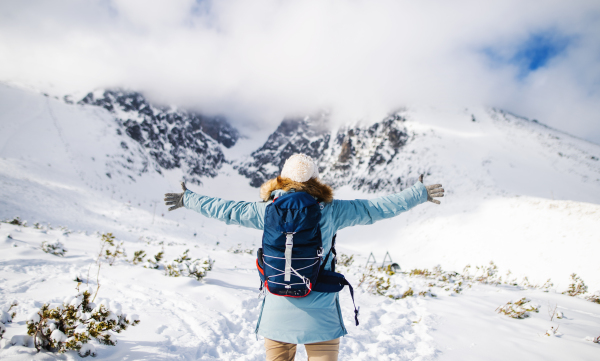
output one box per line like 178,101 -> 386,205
164,182 -> 267,230
332,174 -> 444,230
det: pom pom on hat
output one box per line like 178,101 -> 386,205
280,154 -> 319,183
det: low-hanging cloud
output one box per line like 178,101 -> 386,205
1,0 -> 599,143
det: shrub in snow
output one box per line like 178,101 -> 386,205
98,233 -> 125,266
73,272 -> 84,283
41,240 -> 67,257
563,273 -> 587,297
164,250 -> 214,281
545,325 -> 561,337
25,290 -> 139,356
59,226 -> 72,236
584,336 -> 599,343
359,265 -> 417,299
3,216 -> 26,226
337,254 -> 354,267
131,250 -> 146,265
145,251 -> 164,269
1,301 -> 18,325
463,262 -> 501,285
496,298 -> 540,319
408,265 -> 464,294
540,278 -> 554,291
228,244 -> 253,255
0,301 -> 16,340
585,292 -> 600,304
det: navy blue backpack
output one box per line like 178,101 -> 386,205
256,191 -> 359,325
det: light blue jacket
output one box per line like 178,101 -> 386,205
184,182 -> 428,344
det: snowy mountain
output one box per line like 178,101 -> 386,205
1,83 -> 600,360
78,89 -> 239,184
238,109 -> 600,197
236,113 -> 413,191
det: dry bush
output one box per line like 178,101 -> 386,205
145,251 -> 164,269
131,250 -> 146,265
496,298 -> 540,319
228,244 -> 253,255
0,301 -> 18,340
25,290 -> 138,357
154,250 -> 215,281
337,254 -> 354,267
99,233 -> 125,266
563,273 -> 588,297
41,240 -> 67,257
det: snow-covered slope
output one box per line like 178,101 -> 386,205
1,83 -> 600,360
237,106 -> 600,291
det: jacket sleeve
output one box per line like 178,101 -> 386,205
183,190 -> 268,230
331,182 -> 428,231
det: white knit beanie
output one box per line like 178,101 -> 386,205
280,154 -> 319,183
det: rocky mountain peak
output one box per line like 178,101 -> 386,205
79,90 -> 239,183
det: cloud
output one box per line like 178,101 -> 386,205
0,0 -> 599,143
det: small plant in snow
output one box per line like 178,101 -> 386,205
131,250 -> 146,265
228,244 -> 254,255
1,301 -> 18,323
585,292 -> 600,304
540,278 -> 554,291
3,216 -> 26,226
99,233 -> 125,266
1,301 -> 18,339
563,273 -> 587,297
41,240 -> 67,257
336,254 -> 354,267
59,226 -> 72,236
465,261 -> 501,285
547,303 -> 562,321
496,297 -> 540,319
545,325 -> 560,337
25,290 -> 139,357
145,251 -> 164,269
409,268 -> 432,277
358,265 -> 417,299
407,265 -> 463,294
164,250 -> 214,281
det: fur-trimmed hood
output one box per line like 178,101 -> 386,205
260,176 -> 334,203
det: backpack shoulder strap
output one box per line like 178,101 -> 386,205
319,234 -> 337,273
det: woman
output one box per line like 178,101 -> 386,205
164,154 -> 444,361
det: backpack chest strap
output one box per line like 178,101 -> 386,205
284,232 -> 295,281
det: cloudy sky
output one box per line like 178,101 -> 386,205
1,0 -> 599,143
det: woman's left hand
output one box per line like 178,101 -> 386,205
164,182 -> 187,211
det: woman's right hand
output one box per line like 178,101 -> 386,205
419,174 -> 444,204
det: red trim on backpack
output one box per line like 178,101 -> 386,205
256,259 -> 264,275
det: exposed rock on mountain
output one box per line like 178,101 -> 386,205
79,90 -> 239,182
237,113 -> 415,192
236,114 -> 330,187
319,114 -> 412,192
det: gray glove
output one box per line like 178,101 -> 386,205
164,182 -> 187,211
419,174 -> 444,205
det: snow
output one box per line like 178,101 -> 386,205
0,83 -> 599,359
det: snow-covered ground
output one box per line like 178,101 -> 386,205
1,83 -> 599,359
